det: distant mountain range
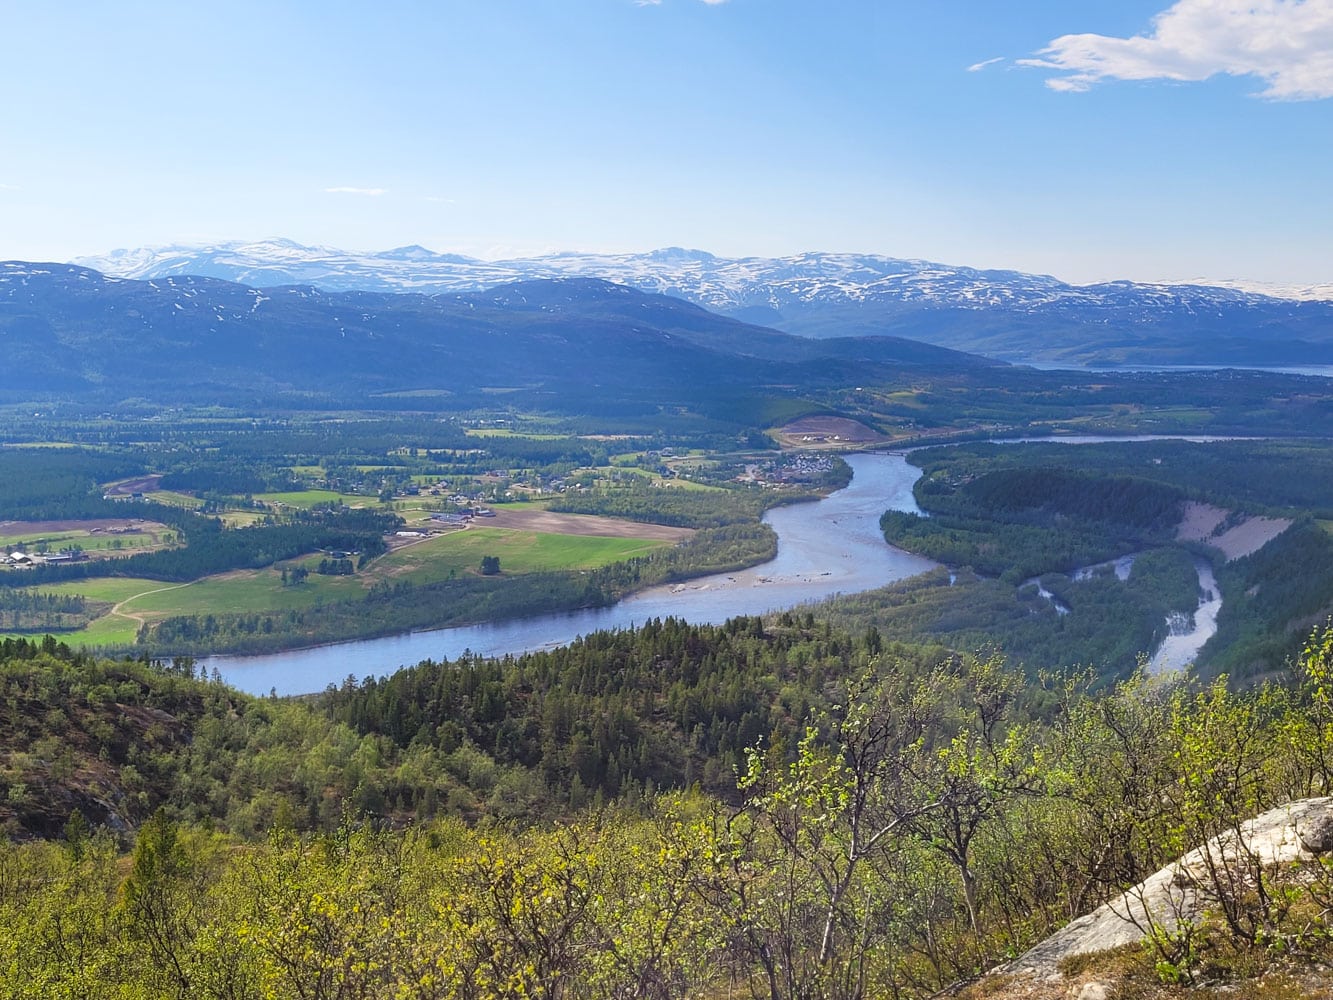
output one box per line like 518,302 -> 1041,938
0,262 -> 991,417
73,240 -> 1333,365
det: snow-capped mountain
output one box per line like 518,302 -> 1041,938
77,239 -> 1316,312
72,240 -> 1333,364
0,262 -> 992,409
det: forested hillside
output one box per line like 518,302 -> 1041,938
6,622 -> 1333,996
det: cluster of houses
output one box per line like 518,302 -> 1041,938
737,453 -> 838,488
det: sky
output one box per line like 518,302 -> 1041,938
2,0 -> 1331,286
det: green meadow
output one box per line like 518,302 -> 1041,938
374,527 -> 667,584
0,528 -> 168,553
252,489 -> 367,509
7,525 -> 672,646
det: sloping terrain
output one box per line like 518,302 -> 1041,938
73,241 -> 1333,365
0,263 -> 992,413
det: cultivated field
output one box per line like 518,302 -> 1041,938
4,518 -> 679,646
774,415 -> 886,448
0,519 -> 177,559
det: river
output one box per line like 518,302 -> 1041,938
209,453 -> 939,695
1148,558 -> 1221,676
209,439 -> 1225,695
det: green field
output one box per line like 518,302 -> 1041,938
253,489 -> 367,509
653,478 -> 724,492
120,570 -> 364,617
218,510 -> 270,527
37,578 -> 174,603
464,428 -> 567,440
0,528 -> 170,554
144,489 -> 205,509
0,578 -> 196,647
7,525 -> 671,646
373,527 -> 668,584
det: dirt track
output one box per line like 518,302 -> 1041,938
481,508 -> 693,542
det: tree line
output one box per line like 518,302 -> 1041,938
6,623 -> 1333,996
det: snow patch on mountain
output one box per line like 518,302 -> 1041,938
68,241 -> 1332,332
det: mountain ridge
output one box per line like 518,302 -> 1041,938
0,262 -> 993,413
72,241 -> 1333,364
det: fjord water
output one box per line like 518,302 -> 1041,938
210,453 -> 939,695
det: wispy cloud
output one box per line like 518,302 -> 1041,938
968,56 -> 1005,73
0,182 -> 19,191
324,186 -> 387,196
1020,0 -> 1333,100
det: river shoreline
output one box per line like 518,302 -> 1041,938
207,452 -> 938,694
209,438 -> 1234,696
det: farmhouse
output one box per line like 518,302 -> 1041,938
430,512 -> 471,525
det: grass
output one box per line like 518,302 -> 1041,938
12,524 -> 671,646
464,428 -> 568,440
0,527 -> 172,554
121,569 -> 364,617
145,490 -> 205,509
372,527 -> 668,585
36,577 -> 173,603
253,489 -> 361,509
46,614 -> 141,646
218,511 -> 270,528
653,478 -> 724,492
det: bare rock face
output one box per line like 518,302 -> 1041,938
1297,809 -> 1333,854
1005,798 -> 1333,978
1068,984 -> 1109,1000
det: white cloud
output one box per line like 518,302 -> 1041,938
967,56 -> 1005,73
1020,0 -> 1333,100
324,186 -> 386,196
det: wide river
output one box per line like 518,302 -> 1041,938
210,438 -> 1227,695
210,452 -> 939,695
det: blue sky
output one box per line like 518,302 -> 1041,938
2,0 -> 1331,285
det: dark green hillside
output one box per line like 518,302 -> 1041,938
883,467 -> 1184,583
862,438 -> 1333,682
0,622 -> 948,838
0,266 -> 991,417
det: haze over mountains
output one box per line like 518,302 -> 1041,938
75,240 -> 1333,366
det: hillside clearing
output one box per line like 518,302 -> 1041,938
1175,501 -> 1292,561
